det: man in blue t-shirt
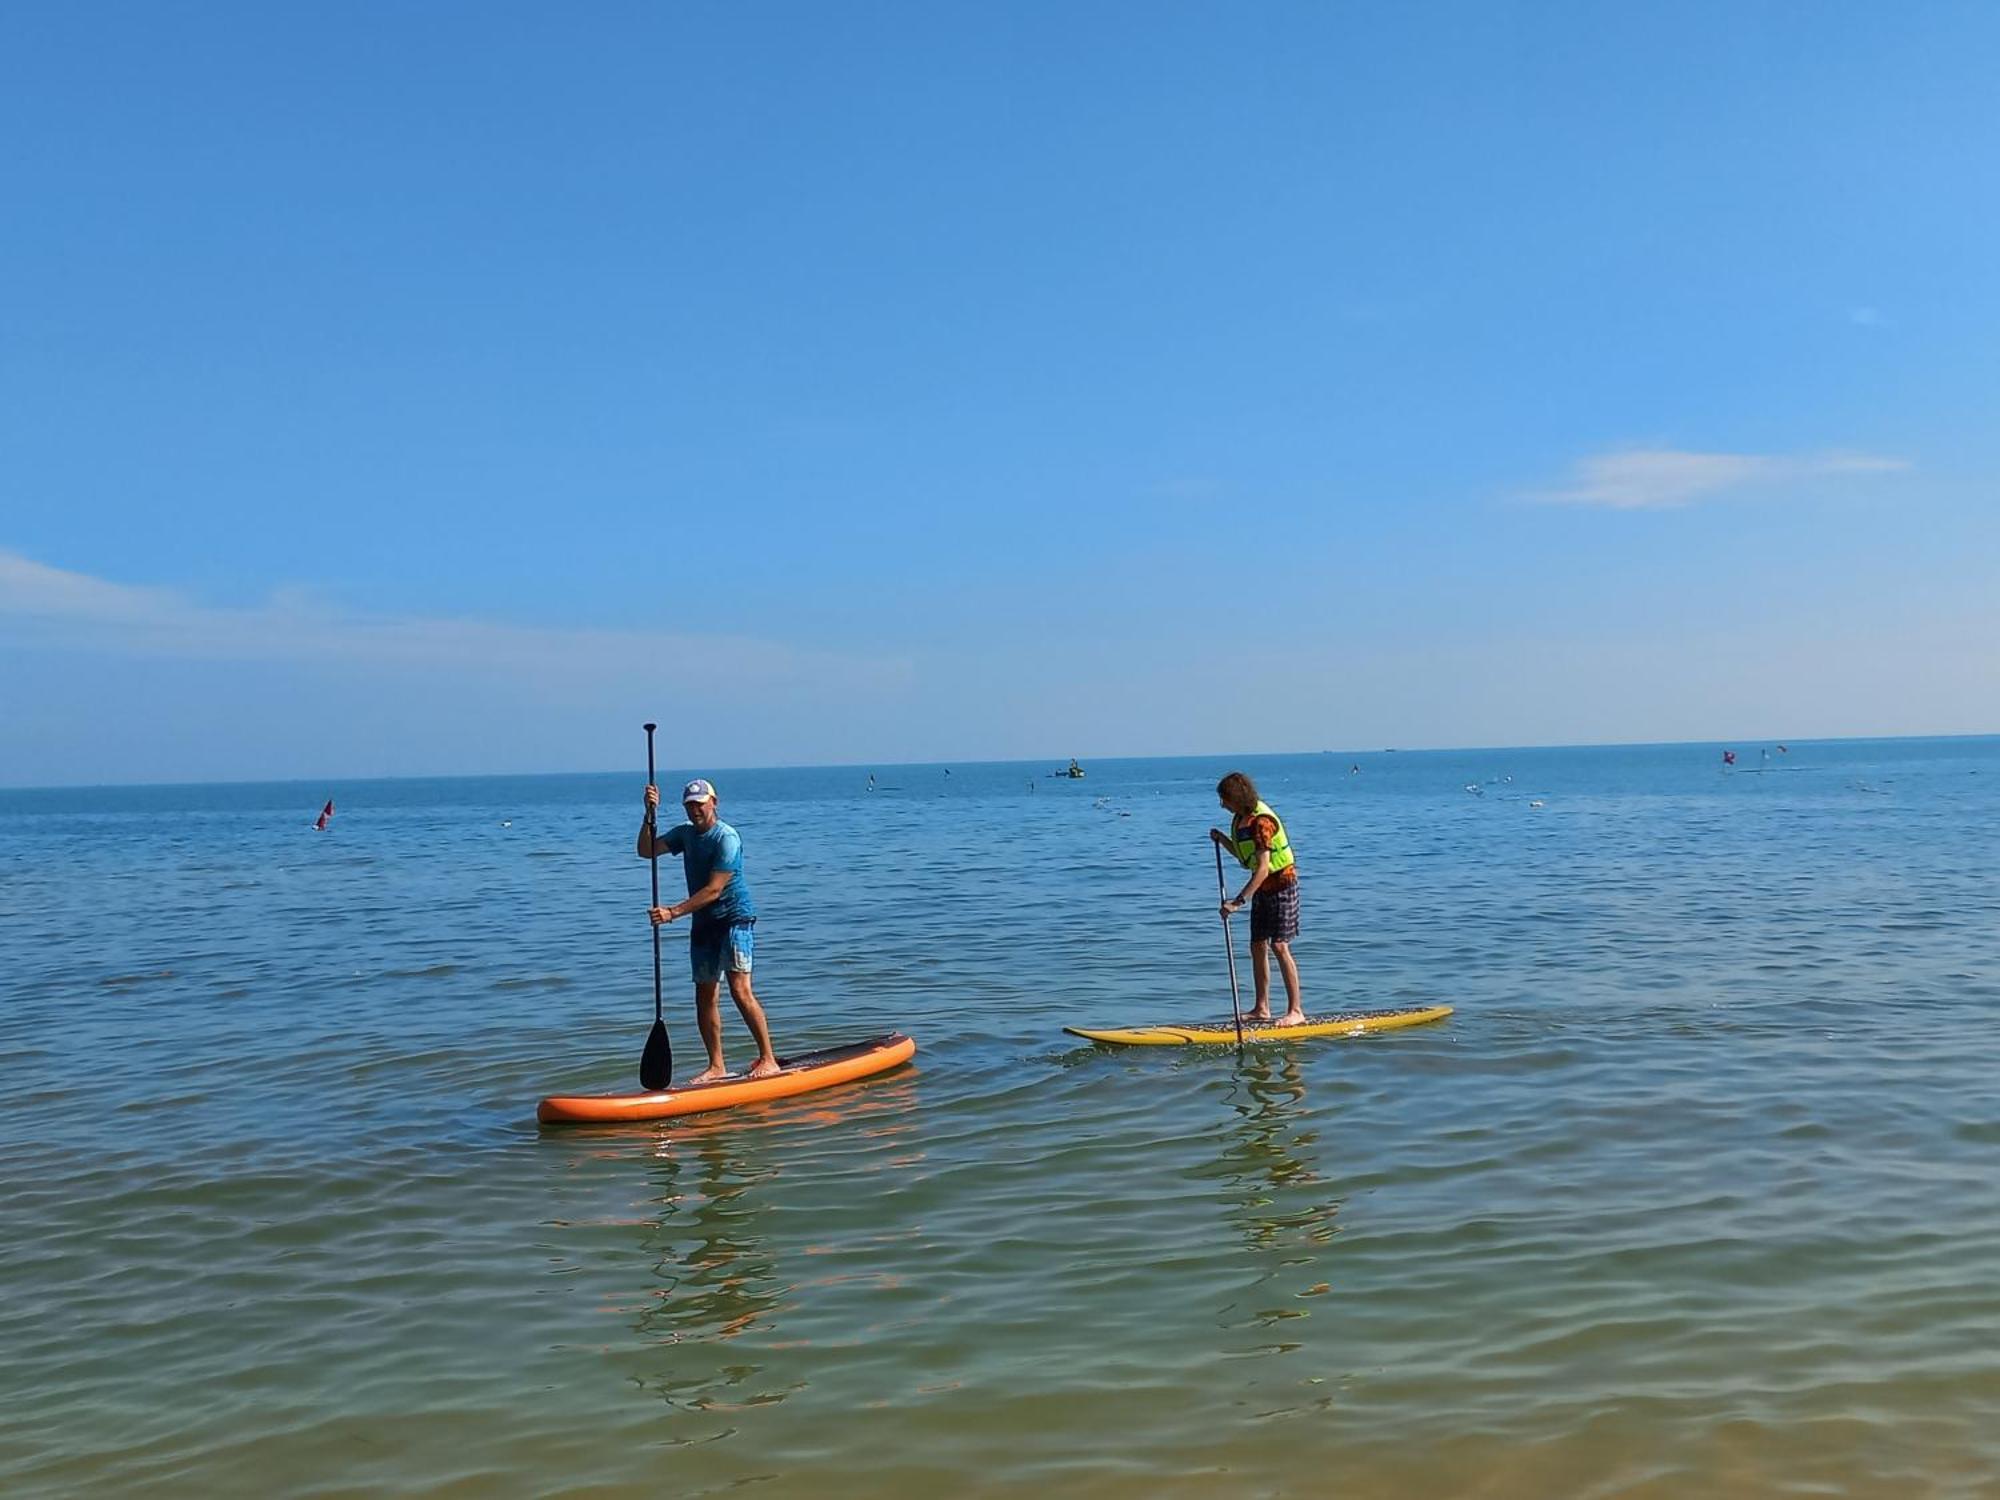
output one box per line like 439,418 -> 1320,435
638,778 -> 779,1081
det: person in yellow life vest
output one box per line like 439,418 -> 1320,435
1209,770 -> 1304,1026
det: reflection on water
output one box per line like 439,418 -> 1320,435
537,1117 -> 790,1429
1202,1052 -> 1344,1397
542,1072 -> 926,1435
635,1126 -> 782,1353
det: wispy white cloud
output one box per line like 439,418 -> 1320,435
0,549 -> 912,692
1527,447 -> 1909,511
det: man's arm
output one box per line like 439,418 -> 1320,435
653,868 -> 733,924
637,788 -> 679,858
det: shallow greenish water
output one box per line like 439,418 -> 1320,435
3,741 -> 1997,1497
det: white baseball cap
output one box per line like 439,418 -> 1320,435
681,778 -> 717,804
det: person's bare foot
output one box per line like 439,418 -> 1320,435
1246,1009 -> 1273,1023
1272,1010 -> 1308,1028
747,1057 -> 782,1080
688,1063 -> 729,1085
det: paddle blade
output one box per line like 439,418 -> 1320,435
639,1018 -> 673,1091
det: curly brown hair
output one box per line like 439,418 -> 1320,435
1216,771 -> 1259,815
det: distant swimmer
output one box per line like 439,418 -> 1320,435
1211,771 -> 1304,1028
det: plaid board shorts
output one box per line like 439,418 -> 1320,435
1250,880 -> 1300,944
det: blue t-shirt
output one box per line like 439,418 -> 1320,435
662,819 -> 756,930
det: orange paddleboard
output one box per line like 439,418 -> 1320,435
536,1032 -> 916,1124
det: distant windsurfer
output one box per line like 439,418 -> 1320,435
638,778 -> 780,1081
1210,771 -> 1304,1027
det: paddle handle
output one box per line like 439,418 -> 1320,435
645,724 -> 662,1024
1215,841 -> 1245,1054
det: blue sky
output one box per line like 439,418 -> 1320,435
4,2 -> 1996,784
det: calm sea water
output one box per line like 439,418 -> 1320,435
3,739 -> 1997,1498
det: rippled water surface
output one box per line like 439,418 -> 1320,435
3,740 -> 1998,1497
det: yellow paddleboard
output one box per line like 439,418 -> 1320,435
1065,1004 -> 1453,1047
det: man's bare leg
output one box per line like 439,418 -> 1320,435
727,970 -> 781,1077
688,979 -> 728,1083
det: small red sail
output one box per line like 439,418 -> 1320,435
313,799 -> 335,831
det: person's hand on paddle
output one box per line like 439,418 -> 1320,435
644,784 -> 661,811
1220,896 -> 1245,918
651,904 -> 679,926
1209,826 -> 1230,847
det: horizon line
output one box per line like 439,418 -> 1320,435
2,729 -> 1994,796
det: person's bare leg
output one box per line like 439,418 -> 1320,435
727,969 -> 780,1077
1248,938 -> 1272,1021
688,980 -> 728,1083
1271,940 -> 1305,1025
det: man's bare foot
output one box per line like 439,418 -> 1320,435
688,1063 -> 729,1085
1272,1010 -> 1308,1028
746,1057 -> 782,1080
1247,1009 -> 1273,1023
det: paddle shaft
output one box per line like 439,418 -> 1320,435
1215,842 -> 1245,1053
638,725 -> 673,1089
645,725 -> 663,1024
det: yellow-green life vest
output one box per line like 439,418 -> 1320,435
1229,801 -> 1295,875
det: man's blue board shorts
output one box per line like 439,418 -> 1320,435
690,921 -> 754,983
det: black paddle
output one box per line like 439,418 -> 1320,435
638,723 -> 672,1091
1215,841 -> 1246,1055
